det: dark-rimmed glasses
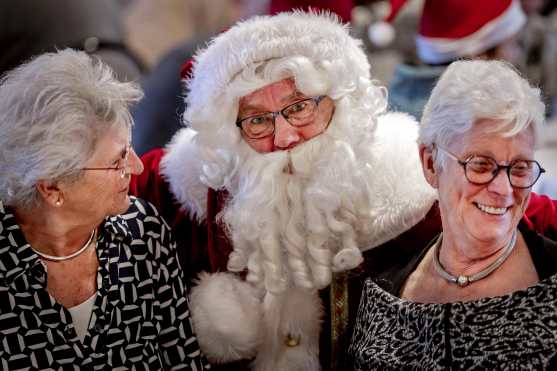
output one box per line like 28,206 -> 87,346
436,146 -> 545,189
236,96 -> 326,139
81,144 -> 131,178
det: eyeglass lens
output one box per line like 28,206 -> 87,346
240,97 -> 320,139
465,156 -> 543,188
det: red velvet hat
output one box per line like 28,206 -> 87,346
385,0 -> 526,64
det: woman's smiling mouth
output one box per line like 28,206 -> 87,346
475,202 -> 509,215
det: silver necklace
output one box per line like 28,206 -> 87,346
432,229 -> 517,287
31,229 -> 96,262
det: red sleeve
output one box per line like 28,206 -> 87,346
130,148 -> 166,208
130,148 -> 183,226
524,192 -> 557,241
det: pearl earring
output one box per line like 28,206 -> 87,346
55,200 -> 62,207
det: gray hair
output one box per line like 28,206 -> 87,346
419,59 -> 545,168
0,48 -> 143,210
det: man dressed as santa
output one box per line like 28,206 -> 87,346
130,11 -> 557,371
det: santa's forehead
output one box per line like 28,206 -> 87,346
239,79 -> 302,104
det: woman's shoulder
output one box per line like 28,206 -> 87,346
125,196 -> 165,220
117,196 -> 172,244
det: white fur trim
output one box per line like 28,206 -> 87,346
160,128 -> 208,222
359,111 -> 437,250
189,272 -> 263,363
189,272 -> 323,370
416,0 -> 526,64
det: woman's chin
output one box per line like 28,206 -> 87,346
110,194 -> 132,216
468,224 -> 513,246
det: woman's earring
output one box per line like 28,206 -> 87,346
55,200 -> 62,207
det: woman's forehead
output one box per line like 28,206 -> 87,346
453,121 -> 535,155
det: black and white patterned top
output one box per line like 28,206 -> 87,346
348,227 -> 557,370
0,197 -> 210,370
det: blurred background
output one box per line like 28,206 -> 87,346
1,0 -> 556,197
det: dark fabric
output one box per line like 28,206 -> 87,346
347,226 -> 557,370
0,197 -> 209,370
130,148 -> 557,371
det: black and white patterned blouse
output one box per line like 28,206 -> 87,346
348,227 -> 557,370
0,197 -> 210,370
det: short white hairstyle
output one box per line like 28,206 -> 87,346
0,48 -> 143,209
419,59 -> 545,167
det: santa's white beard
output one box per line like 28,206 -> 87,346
221,130 -> 375,294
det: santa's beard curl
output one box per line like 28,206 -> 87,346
215,101 -> 384,295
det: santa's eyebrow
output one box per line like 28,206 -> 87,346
239,91 -> 308,115
281,91 -> 307,103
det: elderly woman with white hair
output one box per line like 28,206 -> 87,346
348,60 -> 557,369
0,49 -> 209,370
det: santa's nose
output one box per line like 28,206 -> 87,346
274,116 -> 302,150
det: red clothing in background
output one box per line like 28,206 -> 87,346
269,0 -> 354,23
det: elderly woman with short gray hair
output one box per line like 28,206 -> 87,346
349,60 -> 557,369
0,49 -> 209,370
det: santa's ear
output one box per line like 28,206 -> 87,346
36,180 -> 64,208
419,145 -> 438,189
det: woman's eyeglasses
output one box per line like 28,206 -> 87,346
436,146 -> 545,189
81,144 -> 131,178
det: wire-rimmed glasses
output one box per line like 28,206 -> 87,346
81,144 -> 131,178
236,96 -> 326,139
436,146 -> 545,189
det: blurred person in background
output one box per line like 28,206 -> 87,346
0,0 -> 142,82
386,0 -> 526,121
520,0 -> 557,117
0,49 -> 208,370
124,0 -> 243,69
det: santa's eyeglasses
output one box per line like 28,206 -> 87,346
236,96 -> 326,139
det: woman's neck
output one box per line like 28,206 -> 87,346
401,231 -> 539,303
438,232 -> 514,277
14,204 -> 98,257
